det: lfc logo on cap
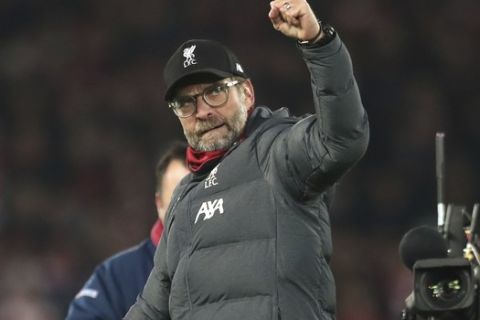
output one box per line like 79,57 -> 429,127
183,45 -> 197,68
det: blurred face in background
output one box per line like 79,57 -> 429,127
155,159 -> 189,223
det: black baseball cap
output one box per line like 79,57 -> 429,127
163,39 -> 248,100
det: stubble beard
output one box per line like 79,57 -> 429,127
184,104 -> 249,152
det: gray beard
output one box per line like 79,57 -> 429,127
184,105 -> 248,152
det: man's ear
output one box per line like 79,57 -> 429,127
155,192 -> 165,222
242,79 -> 255,109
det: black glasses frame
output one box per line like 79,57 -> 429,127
168,79 -> 244,118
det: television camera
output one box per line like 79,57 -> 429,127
399,133 -> 480,320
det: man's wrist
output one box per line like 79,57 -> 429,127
298,21 -> 336,47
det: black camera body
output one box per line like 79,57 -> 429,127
403,258 -> 478,320
401,205 -> 480,320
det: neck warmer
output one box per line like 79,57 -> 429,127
186,147 -> 226,173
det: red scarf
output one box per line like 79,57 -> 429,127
150,219 -> 164,246
186,147 -> 226,173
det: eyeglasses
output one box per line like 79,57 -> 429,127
168,79 -> 244,118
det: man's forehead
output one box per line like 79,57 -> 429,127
176,78 -> 227,95
171,73 -> 224,96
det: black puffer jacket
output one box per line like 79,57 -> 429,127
125,35 -> 369,320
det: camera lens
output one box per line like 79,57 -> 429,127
418,269 -> 471,309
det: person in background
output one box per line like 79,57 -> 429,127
66,141 -> 189,319
125,0 -> 369,319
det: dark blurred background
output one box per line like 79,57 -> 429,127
0,0 -> 479,319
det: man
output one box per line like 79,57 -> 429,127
125,0 -> 369,319
66,142 -> 189,319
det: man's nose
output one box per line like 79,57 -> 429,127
195,96 -> 214,118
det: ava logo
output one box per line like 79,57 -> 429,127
183,45 -> 197,68
204,165 -> 219,189
195,198 -> 224,224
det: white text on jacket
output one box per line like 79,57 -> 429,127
195,198 -> 224,224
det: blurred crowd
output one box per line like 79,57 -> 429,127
1,0 -> 479,319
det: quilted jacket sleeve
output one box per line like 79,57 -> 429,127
265,34 -> 369,200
